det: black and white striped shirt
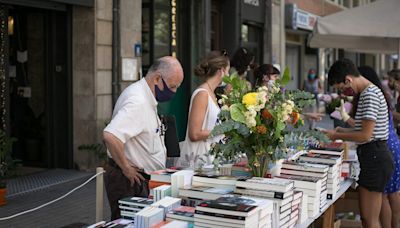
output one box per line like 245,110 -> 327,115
354,84 -> 389,142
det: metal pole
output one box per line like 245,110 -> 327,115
95,167 -> 104,222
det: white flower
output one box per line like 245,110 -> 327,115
221,105 -> 229,111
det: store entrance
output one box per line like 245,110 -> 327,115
8,5 -> 71,170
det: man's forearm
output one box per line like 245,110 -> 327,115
103,132 -> 130,171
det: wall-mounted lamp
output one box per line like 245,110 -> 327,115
8,16 -> 14,35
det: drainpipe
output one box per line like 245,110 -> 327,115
112,0 -> 120,107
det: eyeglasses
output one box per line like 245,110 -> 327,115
157,115 -> 169,137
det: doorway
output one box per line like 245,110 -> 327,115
7,5 -> 71,169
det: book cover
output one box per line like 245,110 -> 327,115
282,161 -> 329,173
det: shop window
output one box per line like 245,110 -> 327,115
211,0 -> 222,50
241,23 -> 263,64
142,0 -> 172,72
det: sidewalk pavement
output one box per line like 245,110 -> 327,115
0,171 -> 111,228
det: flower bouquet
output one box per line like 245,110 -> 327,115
210,68 -> 327,177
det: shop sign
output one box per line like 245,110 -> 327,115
244,0 -> 260,7
171,0 -> 177,57
285,3 -> 318,31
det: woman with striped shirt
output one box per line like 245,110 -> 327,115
323,59 -> 394,228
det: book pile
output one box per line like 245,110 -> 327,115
235,177 -> 295,227
118,197 -> 154,220
171,170 -> 195,197
191,172 -> 240,190
165,206 -> 195,224
134,206 -> 164,228
302,148 -> 344,199
149,169 -> 177,198
152,220 -> 191,228
275,174 -> 326,218
151,196 -> 182,217
194,195 -> 274,228
179,185 -> 234,201
153,185 -> 172,202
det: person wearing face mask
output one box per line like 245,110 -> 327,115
254,64 -> 280,88
103,56 -> 184,220
322,59 -> 394,228
176,50 -> 230,169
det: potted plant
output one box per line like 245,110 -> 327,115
0,129 -> 17,206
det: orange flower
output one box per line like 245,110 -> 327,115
291,111 -> 300,125
257,125 -> 267,134
261,109 -> 273,119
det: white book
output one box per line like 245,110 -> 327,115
235,188 -> 294,200
299,154 -> 342,165
282,161 -> 329,173
279,215 -> 291,227
280,168 -> 328,178
279,208 -> 292,220
171,170 -> 194,197
308,148 -> 344,156
299,193 -> 308,223
236,177 -> 294,192
195,220 -> 257,228
160,220 -> 189,228
275,175 -> 322,191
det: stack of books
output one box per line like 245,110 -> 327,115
151,196 -> 182,217
191,173 -> 240,190
153,185 -> 172,202
149,169 -> 177,198
165,206 -> 195,224
194,195 -> 274,228
275,174 -> 325,218
179,186 -> 234,201
134,206 -> 164,228
171,170 -> 195,197
152,220 -> 191,228
235,177 -> 295,227
302,148 -> 344,199
118,197 -> 154,220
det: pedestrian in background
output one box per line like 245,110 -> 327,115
254,63 -> 280,88
103,56 -> 184,220
229,47 -> 255,88
177,50 -> 229,169
323,59 -> 394,228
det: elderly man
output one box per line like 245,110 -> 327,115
103,56 -> 184,219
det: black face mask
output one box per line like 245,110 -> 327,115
155,77 -> 175,102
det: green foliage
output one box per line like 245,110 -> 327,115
78,143 -> 108,163
326,98 -> 341,114
277,66 -> 291,86
0,129 -> 18,182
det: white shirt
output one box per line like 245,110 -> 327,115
104,78 -> 166,174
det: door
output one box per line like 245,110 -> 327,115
286,45 -> 300,90
8,6 -> 71,169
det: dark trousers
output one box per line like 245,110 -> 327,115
104,160 -> 149,220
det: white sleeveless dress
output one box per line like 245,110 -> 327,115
177,88 -> 221,169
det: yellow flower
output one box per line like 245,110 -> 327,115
242,92 -> 258,107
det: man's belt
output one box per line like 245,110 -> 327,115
108,158 -> 150,180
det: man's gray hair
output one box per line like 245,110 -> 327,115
147,58 -> 172,78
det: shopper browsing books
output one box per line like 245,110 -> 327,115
176,50 -> 229,169
103,57 -> 184,220
336,66 -> 400,228
322,59 -> 394,228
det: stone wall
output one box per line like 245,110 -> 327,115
72,5 -> 96,170
72,0 -> 142,170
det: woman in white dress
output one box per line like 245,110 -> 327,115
177,50 -> 230,169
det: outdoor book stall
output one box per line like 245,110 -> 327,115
89,143 -> 361,228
